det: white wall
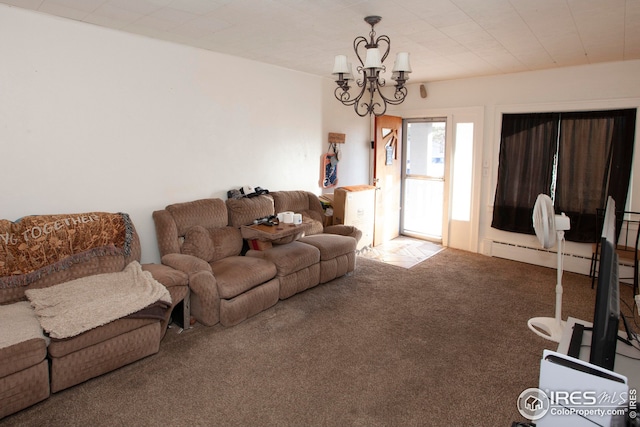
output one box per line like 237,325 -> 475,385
0,4 -> 368,263
394,60 -> 640,270
320,78 -> 372,191
3,3 -> 638,269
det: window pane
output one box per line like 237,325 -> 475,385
403,178 -> 443,238
405,122 -> 446,178
452,123 -> 473,221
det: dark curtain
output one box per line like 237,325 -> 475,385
555,109 -> 636,242
491,113 -> 559,234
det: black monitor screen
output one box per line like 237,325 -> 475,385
589,197 -> 620,371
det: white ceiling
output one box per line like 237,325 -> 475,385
3,0 -> 640,83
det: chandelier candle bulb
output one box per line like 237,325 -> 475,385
392,52 -> 411,73
332,55 -> 350,75
364,47 -> 382,69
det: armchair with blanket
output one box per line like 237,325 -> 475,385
0,211 -> 188,418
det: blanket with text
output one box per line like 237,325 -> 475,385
0,212 -> 133,289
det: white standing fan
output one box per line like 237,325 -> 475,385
528,194 -> 571,342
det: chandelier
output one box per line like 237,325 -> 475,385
332,16 -> 412,117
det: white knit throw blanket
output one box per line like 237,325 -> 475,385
25,261 -> 171,339
0,301 -> 48,349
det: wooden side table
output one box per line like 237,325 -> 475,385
240,221 -> 311,250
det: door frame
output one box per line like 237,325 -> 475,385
395,106 -> 484,253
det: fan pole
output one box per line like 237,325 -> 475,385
527,230 -> 566,342
554,232 -> 564,326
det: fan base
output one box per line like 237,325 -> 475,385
527,317 -> 566,343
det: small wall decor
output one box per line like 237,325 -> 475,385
321,133 -> 345,188
328,132 -> 346,144
383,128 -> 397,165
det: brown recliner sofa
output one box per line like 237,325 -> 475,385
270,191 -> 361,283
0,211 -> 188,419
226,191 -> 360,289
226,195 -> 322,300
153,198 -> 280,327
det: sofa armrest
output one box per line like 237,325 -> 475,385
161,253 -> 212,275
141,262 -> 190,333
324,224 -> 362,242
141,263 -> 188,289
160,254 -> 221,326
186,269 -> 220,326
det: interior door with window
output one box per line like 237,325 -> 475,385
374,115 -> 403,246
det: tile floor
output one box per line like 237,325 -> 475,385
358,235 -> 444,269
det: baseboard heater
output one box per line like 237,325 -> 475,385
489,240 -> 636,283
489,240 -> 592,275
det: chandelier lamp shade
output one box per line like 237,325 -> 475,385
332,16 -> 412,117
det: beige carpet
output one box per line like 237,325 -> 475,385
2,249 -> 636,427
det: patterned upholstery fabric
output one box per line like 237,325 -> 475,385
219,278 -> 279,327
299,234 -> 357,283
0,213 -> 132,283
166,198 -> 228,235
0,332 -> 50,419
212,257 -> 277,299
49,321 -> 161,393
47,318 -> 158,358
226,195 -> 274,228
0,338 -> 47,380
0,359 -> 49,419
271,191 -> 325,234
153,198 -> 280,327
246,242 -> 321,299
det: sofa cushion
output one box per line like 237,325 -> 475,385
226,195 -> 275,227
166,198 -> 228,236
251,241 -> 320,276
181,226 -> 215,261
181,226 -> 243,263
272,191 -> 312,213
208,228 -> 244,262
0,338 -> 48,380
299,234 -> 357,261
299,214 -> 324,235
271,191 -> 325,235
0,301 -> 47,351
212,257 -> 277,299
0,301 -> 48,378
47,317 -> 158,358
